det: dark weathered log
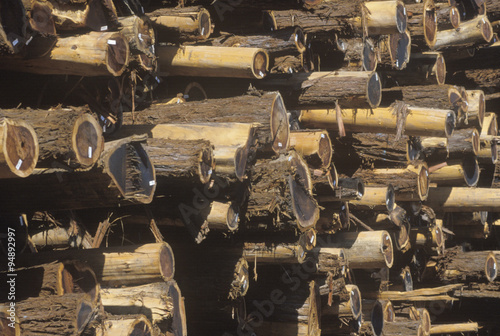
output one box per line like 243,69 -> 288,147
443,211 -> 490,239
0,136 -> 155,212
399,84 -> 467,114
380,320 -> 423,336
334,177 -> 365,201
148,6 -> 211,41
289,129 -> 332,168
0,0 -> 28,54
18,242 -> 175,287
17,293 -> 97,335
261,71 -> 382,109
0,117 -> 38,178
435,3 -> 461,30
335,36 -> 378,71
100,281 -> 186,335
122,92 -> 289,155
23,0 -> 56,35
0,106 -> 104,169
383,52 -> 446,86
409,136 -> 449,163
246,151 -> 319,231
144,138 -> 214,185
0,31 -> 130,76
354,163 -> 429,201
405,0 -> 437,49
271,54 -> 305,74
347,133 -> 409,167
118,15 -> 155,60
447,128 -> 480,159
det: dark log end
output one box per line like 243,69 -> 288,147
386,184 -> 396,213
237,258 -> 250,297
491,141 -> 498,164
106,33 -> 130,76
480,17 -> 493,43
318,132 -> 333,168
472,128 -> 480,155
450,6 -> 460,29
389,31 -> 410,70
262,11 -> 277,32
435,53 -> 446,86
462,156 -> 480,187
61,260 -> 99,306
396,1 -> 407,34
418,165 -> 430,201
235,145 -> 249,182
73,114 -> 104,168
76,297 -> 95,333
371,301 -> 385,336
394,217 -> 410,251
329,163 -> 338,189
431,224 -> 444,249
485,253 -> 498,282
406,139 -> 420,161
445,111 -> 456,138
198,9 -> 212,40
338,177 -> 365,200
270,92 -> 290,154
294,27 -> 306,53
159,242 -> 175,281
167,281 -> 188,336
418,308 -> 431,336
199,145 -> 215,184
130,316 -> 154,336
367,72 -> 382,108
299,228 -> 317,251
226,202 -> 240,232
252,50 -> 268,79
402,267 -> 414,291
477,91 -> 486,128
348,285 -> 362,320
423,0 -> 437,48
363,38 -> 378,72
184,82 -> 207,101
30,2 -> 56,35
2,119 -> 38,178
381,231 -> 394,268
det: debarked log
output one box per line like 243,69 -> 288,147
349,185 -> 396,213
405,0 -> 438,49
433,15 -> 493,50
289,129 -> 332,169
425,187 -> 500,212
148,6 -> 211,41
428,156 -> 480,187
94,315 -> 154,336
0,117 -> 38,178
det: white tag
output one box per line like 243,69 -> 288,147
278,142 -> 283,147
101,25 -> 108,31
295,35 -> 298,42
26,36 -> 33,45
151,45 -> 155,54
321,134 -> 325,138
208,169 -> 213,175
88,146 -> 92,158
12,39 -> 18,46
177,99 -> 181,104
201,27 -> 205,35
103,125 -> 106,132
15,159 -> 22,170
149,180 -> 156,186
107,39 -> 116,45
155,76 -> 161,83
259,71 -> 264,77
288,156 -> 292,161
184,94 -> 190,99
138,33 -> 143,42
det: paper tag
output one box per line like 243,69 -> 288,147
259,71 -> 264,77
155,76 -> 161,83
201,27 -> 205,35
15,159 -> 22,170
149,180 -> 156,186
278,142 -> 283,147
208,169 -> 213,175
295,35 -> 298,42
101,25 -> 108,31
107,39 -> 116,45
184,94 -> 190,99
88,146 -> 93,158
151,45 -> 155,54
321,134 -> 325,138
177,99 -> 181,104
26,36 -> 33,45
103,125 -> 106,132
138,33 -> 143,42
12,39 -> 18,46
288,156 -> 292,161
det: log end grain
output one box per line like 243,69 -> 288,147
167,281 -> 188,336
198,8 -> 212,40
396,1 -> 408,33
462,156 -> 480,187
445,110 -> 456,138
389,30 -> 411,70
485,252 -> 498,282
423,0 -> 437,48
294,27 -> 307,53
72,113 -> 104,169
382,231 -> 394,268
105,32 -> 130,76
252,49 -> 269,79
160,242 -> 176,282
270,92 -> 291,154
363,38 -> 378,72
367,72 -> 382,108
0,118 -> 39,178
348,284 -> 363,320
435,52 -> 446,86
386,184 -> 396,213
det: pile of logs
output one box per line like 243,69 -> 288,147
2,0 -> 500,335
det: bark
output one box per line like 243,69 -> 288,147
433,15 -> 493,50
246,152 -> 319,231
289,130 -> 332,169
383,52 -> 446,86
347,133 -> 409,167
310,166 -> 337,196
409,136 -> 449,163
118,15 -> 155,57
24,0 -> 56,35
381,320 -> 423,336
0,106 -> 104,168
122,92 -> 289,156
405,0 -> 437,49
148,6 -> 211,41
447,128 -> 479,159
350,186 -> 396,213
336,37 -> 378,71
0,117 -> 38,178
400,84 -> 466,114
144,138 -> 214,185
0,136 -> 156,212
434,247 -> 497,283
18,242 -> 175,287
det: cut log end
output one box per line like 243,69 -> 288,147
271,93 -> 290,153
349,285 -> 362,319
431,225 -> 444,250
386,184 -> 396,213
106,33 -> 130,76
389,30 -> 411,70
199,145 -> 214,184
423,0 -> 437,48
418,308 -> 431,336
449,6 -> 460,29
485,253 -> 498,282
294,27 -> 306,53
159,242 -> 175,281
396,2 -> 408,33
318,133 -> 333,168
371,300 -> 395,336
418,164 -> 430,201
480,16 -> 494,43
72,114 -> 104,168
491,141 -> 498,164
472,128 -> 480,155
299,228 -> 317,251
435,53 -> 446,86
77,296 -> 96,332
367,72 -> 382,108
61,260 -> 100,306
382,231 -> 394,268
207,201 -> 240,232
1,119 -> 39,178
30,2 -> 56,35
234,258 -> 250,297
363,38 -> 378,72
252,50 -> 269,79
167,281 -> 188,336
198,9 -> 212,40
462,156 -> 480,187
445,111 -> 456,138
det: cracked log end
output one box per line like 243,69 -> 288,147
0,118 -> 38,178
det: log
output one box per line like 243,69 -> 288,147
0,135 -> 156,212
409,137 -> 449,163
157,45 -> 268,79
0,117 -> 38,178
444,211 -> 490,240
369,300 -> 396,336
262,71 -> 382,109
29,225 -> 93,249
380,320 -> 423,336
429,156 -> 480,187
433,15 -> 493,50
399,85 -> 467,114
289,130 -> 332,169
345,133 -> 409,167
429,322 -> 479,334
350,185 -> 396,213
481,112 -> 498,137
241,242 -> 304,264
310,165 -> 338,196
365,284 -> 462,301
335,37 -> 378,71
17,293 -> 97,335
205,201 -> 240,232
362,1 -> 407,36
426,186 -> 500,212
121,92 -> 289,155
144,138 -> 214,185
0,0 -> 28,54
447,128 -> 480,158
100,281 -> 186,335
378,29 -> 411,70
18,242 -> 175,287
0,304 -> 20,336
331,177 -> 365,201
405,0 -> 438,49
299,104 -> 456,137
246,151 -> 319,231
0,106 -> 104,169
10,260 -> 99,305
24,0 -> 56,36
0,31 -> 130,76
321,230 -> 394,269
354,163 -> 429,201
95,315 -> 154,336
117,15 -> 155,70
148,6 -> 211,41
383,52 -> 446,86
478,135 -> 497,164
463,90 -> 485,128
435,248 -> 498,283
435,3 -> 461,30
322,284 -> 362,319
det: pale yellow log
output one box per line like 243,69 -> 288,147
430,322 -> 479,334
362,0 -> 407,35
323,284 -> 362,319
429,158 -> 479,187
426,187 -> 500,212
152,7 -> 211,40
350,186 -> 395,212
368,284 -> 462,301
206,201 -> 239,232
481,112 -> 498,136
465,90 -> 485,128
0,118 -> 38,179
289,130 -> 332,168
299,106 -> 455,137
157,45 -> 269,79
433,15 -> 493,50
95,315 -> 154,336
478,135 -> 498,164
212,145 -> 246,180
30,226 -> 93,249
242,243 -> 303,263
